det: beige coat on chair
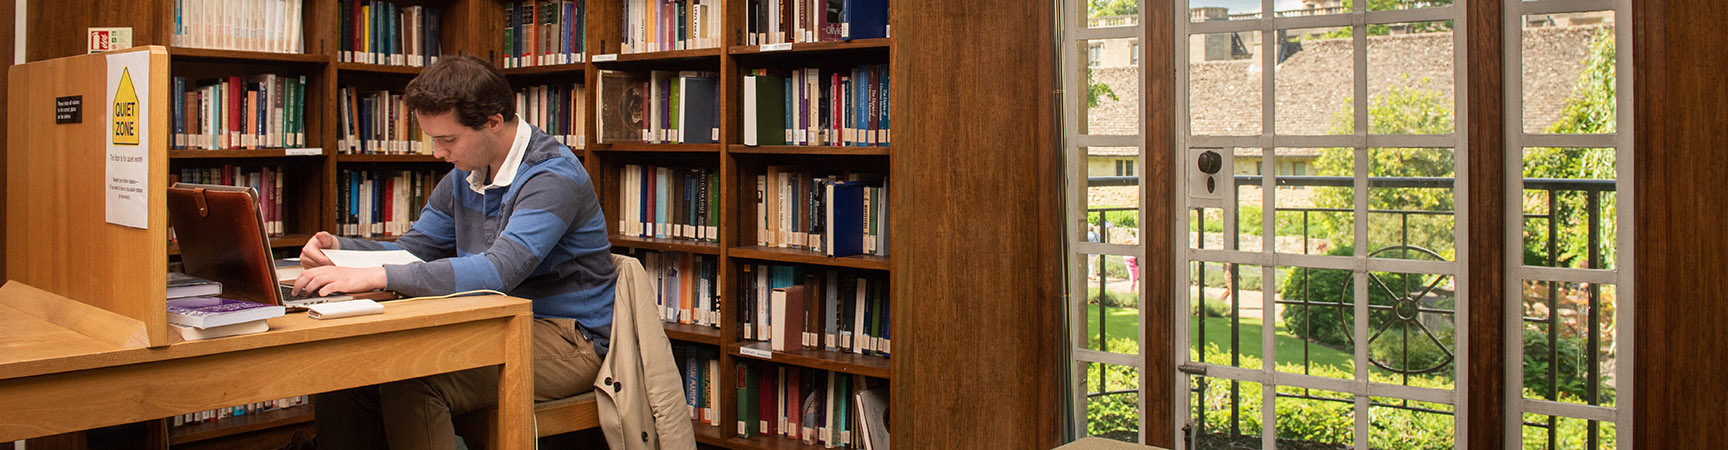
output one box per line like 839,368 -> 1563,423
594,254 -> 697,450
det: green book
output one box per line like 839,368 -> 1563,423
737,361 -> 759,438
744,75 -> 786,146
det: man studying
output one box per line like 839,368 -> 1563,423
293,55 -> 616,450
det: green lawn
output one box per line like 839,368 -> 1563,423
1085,304 -> 1353,371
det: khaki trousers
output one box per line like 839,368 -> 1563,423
315,318 -> 603,450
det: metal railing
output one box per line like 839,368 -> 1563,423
1080,174 -> 1616,449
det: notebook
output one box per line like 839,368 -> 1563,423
167,183 -> 353,308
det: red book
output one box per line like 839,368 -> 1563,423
645,165 -> 657,237
227,76 -> 243,149
786,367 -> 801,439
761,365 -> 778,437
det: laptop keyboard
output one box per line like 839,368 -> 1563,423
278,285 -> 353,306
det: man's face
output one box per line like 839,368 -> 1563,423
419,110 -> 501,172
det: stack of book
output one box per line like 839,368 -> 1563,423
170,0 -> 307,53
733,361 -> 888,449
743,0 -> 888,46
619,0 -> 723,54
739,265 -> 889,357
501,0 -> 586,67
516,82 -> 588,147
642,251 -> 721,328
171,74 -> 310,150
618,165 -> 720,242
338,0 -> 442,66
597,70 -> 721,144
743,65 -> 891,148
166,295 -> 285,341
754,169 -> 889,257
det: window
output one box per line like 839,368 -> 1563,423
1506,2 -> 1631,449
1090,43 -> 1104,67
1131,41 -> 1140,66
1117,159 -> 1137,177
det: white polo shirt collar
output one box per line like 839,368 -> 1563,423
466,116 -> 531,193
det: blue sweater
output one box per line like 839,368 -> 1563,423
338,125 -> 617,355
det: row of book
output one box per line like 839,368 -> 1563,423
734,360 -> 889,449
171,166 -> 289,237
744,0 -> 888,46
741,265 -> 890,357
517,82 -> 588,147
743,65 -> 891,148
597,70 -> 721,144
643,251 -> 722,328
337,87 -> 431,155
337,169 -> 443,238
171,0 -> 306,53
620,0 -> 726,54
503,1 -> 587,68
171,75 -> 310,150
339,0 -> 443,67
758,169 -> 890,257
673,344 -> 724,427
170,395 -> 310,428
620,165 -> 720,242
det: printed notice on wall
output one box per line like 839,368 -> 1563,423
106,50 -> 150,229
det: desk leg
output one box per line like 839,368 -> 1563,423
493,313 -> 534,450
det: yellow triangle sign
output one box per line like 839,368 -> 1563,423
112,67 -> 140,145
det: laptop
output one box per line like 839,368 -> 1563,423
167,183 -> 353,309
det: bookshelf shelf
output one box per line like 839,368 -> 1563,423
727,38 -> 893,56
335,62 -> 425,75
693,418 -> 729,446
722,433 -> 834,450
591,143 -> 723,153
169,405 -> 315,446
727,246 -> 891,271
664,322 -> 723,346
334,154 -> 446,163
595,47 -> 723,64
169,149 -> 326,159
727,145 -> 890,156
500,63 -> 587,76
167,47 -> 328,64
611,235 -> 722,255
727,342 -> 891,380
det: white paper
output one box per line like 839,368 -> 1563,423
106,50 -> 151,228
323,249 -> 425,268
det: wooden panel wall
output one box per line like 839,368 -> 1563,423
2,0 -> 16,281
6,47 -> 170,346
1632,0 -> 1728,448
24,0 -> 169,61
891,0 -> 1062,448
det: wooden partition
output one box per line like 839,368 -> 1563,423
7,46 -> 171,347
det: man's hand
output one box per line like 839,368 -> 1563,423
300,231 -> 340,268
292,266 -> 386,297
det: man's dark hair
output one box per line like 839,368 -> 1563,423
403,55 -> 515,129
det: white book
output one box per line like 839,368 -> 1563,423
743,75 -> 759,146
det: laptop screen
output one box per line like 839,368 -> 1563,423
166,183 -> 285,306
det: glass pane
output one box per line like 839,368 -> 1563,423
1521,148 -> 1617,270
1085,254 -> 1142,356
1082,38 -> 1142,135
1189,0 -> 1261,22
1084,362 -> 1141,442
1522,413 -> 1618,450
1084,148 -> 1142,244
1190,31 -> 1264,136
1365,270 -> 1456,390
1369,0 -> 1453,11
1522,11 -> 1617,134
1368,147 -> 1456,260
1370,397 -> 1455,450
1235,148 -> 1265,251
1191,262 -> 1266,370
1276,147 -> 1354,256
1520,281 -> 1619,408
1366,20 -> 1455,135
1274,386 -> 1354,449
1275,266 -> 1356,380
1276,26 -> 1355,135
1190,375 -> 1263,449
1274,0 -> 1350,17
1086,0 -> 1140,29
1192,207 -> 1225,250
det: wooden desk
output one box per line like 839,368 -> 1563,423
0,294 -> 537,450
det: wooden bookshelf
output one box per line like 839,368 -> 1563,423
165,47 -> 329,64
727,246 -> 892,271
663,322 -> 724,346
590,142 -> 724,153
334,154 -> 446,163
727,342 -> 891,380
169,406 -> 313,446
335,62 -> 425,75
611,235 -> 722,255
726,38 -> 893,56
169,149 -> 327,159
500,63 -> 588,76
728,145 -> 891,156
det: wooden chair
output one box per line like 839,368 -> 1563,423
454,391 -> 599,447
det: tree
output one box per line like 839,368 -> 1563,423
1086,68 -> 1118,108
1523,30 -> 1617,269
1087,0 -> 1137,18
1311,79 -> 1457,260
